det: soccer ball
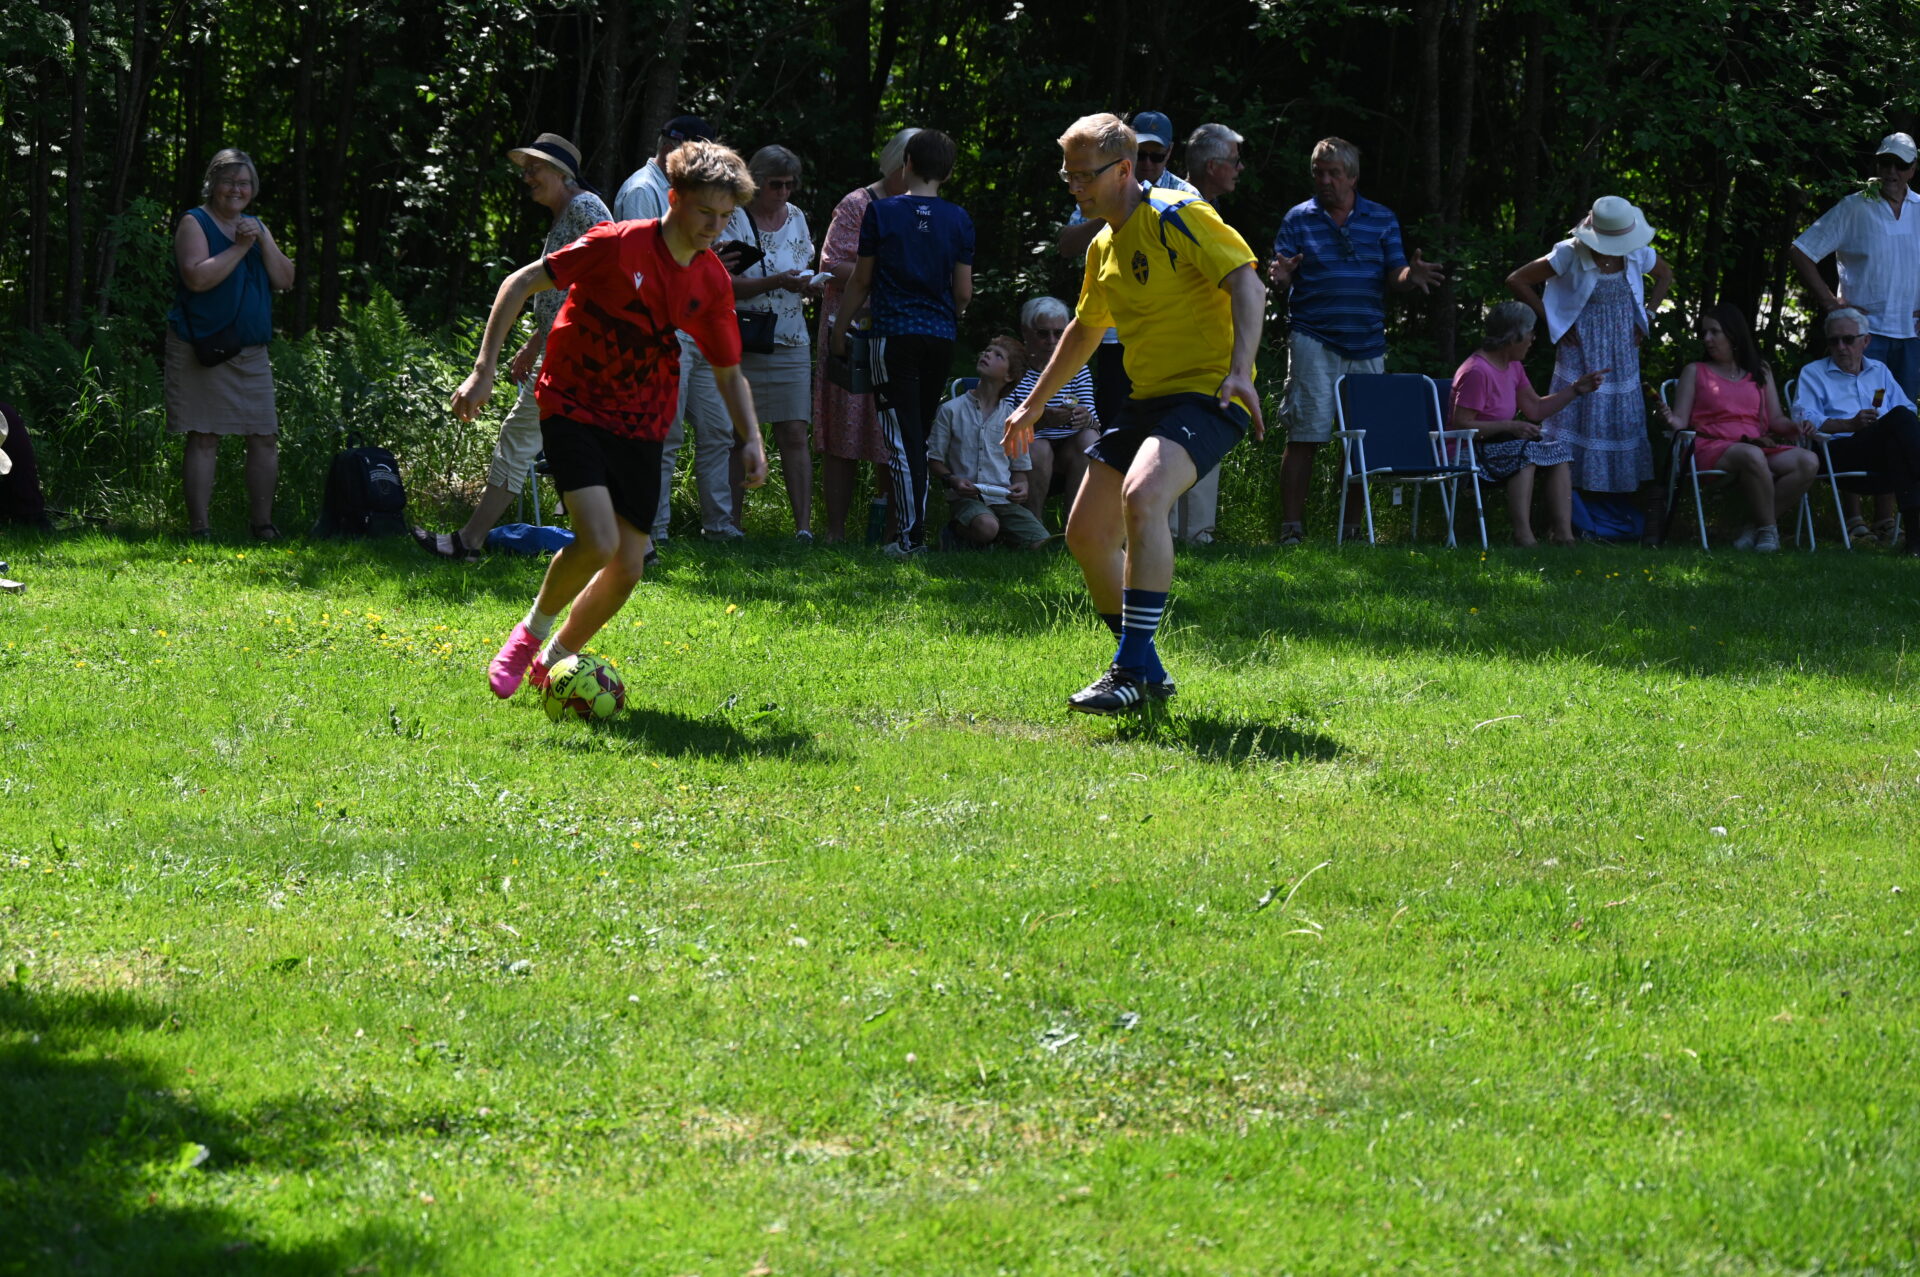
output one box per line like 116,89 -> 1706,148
541,654 -> 625,722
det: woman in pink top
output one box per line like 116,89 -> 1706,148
1449,301 -> 1603,546
1660,302 -> 1818,552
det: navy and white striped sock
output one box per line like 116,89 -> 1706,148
1099,612 -> 1123,637
1115,588 -> 1168,680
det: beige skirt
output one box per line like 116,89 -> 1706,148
740,342 -> 812,424
165,332 -> 278,436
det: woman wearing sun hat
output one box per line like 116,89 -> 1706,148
1506,196 -> 1675,534
414,133 -> 610,559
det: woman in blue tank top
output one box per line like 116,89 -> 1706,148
165,148 -> 294,538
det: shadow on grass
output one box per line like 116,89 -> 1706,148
0,984 -> 434,1275
1114,712 -> 1345,765
548,704 -> 824,760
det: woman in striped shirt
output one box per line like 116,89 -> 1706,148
1012,296 -> 1101,525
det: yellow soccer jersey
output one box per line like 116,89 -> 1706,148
1075,187 -> 1258,410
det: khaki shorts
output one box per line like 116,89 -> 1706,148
949,496 -> 1049,547
1281,330 -> 1384,444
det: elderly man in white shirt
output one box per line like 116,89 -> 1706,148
1791,307 -> 1920,555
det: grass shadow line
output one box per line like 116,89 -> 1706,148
548,704 -> 825,761
1115,712 -> 1345,765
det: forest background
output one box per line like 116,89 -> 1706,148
4,0 -> 1920,530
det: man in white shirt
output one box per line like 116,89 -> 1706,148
614,115 -> 717,555
1790,307 -> 1920,555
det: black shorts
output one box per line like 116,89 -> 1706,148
539,415 -> 664,534
1085,392 -> 1249,480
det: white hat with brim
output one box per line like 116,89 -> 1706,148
1875,133 -> 1918,165
1573,195 -> 1656,256
507,134 -> 584,182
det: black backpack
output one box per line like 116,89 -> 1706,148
312,434 -> 407,537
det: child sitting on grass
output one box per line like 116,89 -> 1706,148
928,336 -> 1050,550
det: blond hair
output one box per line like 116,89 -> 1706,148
1057,113 -> 1136,164
665,141 -> 756,204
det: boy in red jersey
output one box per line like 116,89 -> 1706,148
452,141 -> 769,698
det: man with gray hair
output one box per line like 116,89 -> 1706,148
1011,295 -> 1100,523
1269,136 -> 1443,544
1790,131 -> 1920,542
1790,306 -> 1920,555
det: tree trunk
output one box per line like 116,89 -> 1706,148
291,3 -> 318,335
1514,10 -> 1547,249
637,0 -> 695,146
66,0 -> 90,335
94,0 -> 170,320
1433,0 -> 1480,367
28,84 -> 52,333
593,0 -> 630,191
317,13 -> 364,330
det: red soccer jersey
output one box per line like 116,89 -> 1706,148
534,220 -> 742,440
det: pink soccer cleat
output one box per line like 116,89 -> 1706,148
488,623 -> 542,698
529,655 -> 553,692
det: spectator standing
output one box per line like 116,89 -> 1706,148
1057,111 -> 1199,433
1270,137 -> 1443,544
829,129 -> 975,559
1010,296 -> 1100,525
1789,131 -> 1920,543
930,336 -> 1049,549
1790,307 -> 1920,554
0,403 -> 52,531
415,134 -> 610,559
1506,195 -> 1673,541
682,144 -> 820,541
614,114 -> 719,554
165,147 -> 295,539
814,127 -> 918,543
1170,122 -> 1248,544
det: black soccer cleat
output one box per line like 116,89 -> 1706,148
1067,665 -> 1176,715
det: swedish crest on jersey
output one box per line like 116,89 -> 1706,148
1131,250 -> 1150,284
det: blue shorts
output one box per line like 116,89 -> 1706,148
1085,392 -> 1249,480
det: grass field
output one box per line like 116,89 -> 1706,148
2,530 -> 1918,1275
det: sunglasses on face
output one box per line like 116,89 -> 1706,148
1137,150 -> 1169,165
764,178 -> 799,191
1875,155 -> 1915,170
1829,333 -> 1869,345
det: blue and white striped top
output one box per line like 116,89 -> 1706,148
1272,194 -> 1408,360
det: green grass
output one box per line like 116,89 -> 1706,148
2,530 -> 1918,1274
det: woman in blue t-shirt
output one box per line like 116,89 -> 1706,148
166,148 -> 295,539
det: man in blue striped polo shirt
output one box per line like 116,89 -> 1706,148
1270,137 -> 1443,543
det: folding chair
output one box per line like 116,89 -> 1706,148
1333,373 -> 1485,547
1661,377 -> 1814,549
1790,376 -> 1895,549
517,452 -> 546,526
947,376 -> 979,400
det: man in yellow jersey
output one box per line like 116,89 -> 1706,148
1006,113 -> 1266,714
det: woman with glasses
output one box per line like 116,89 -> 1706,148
682,144 -> 820,541
1506,195 -> 1674,544
165,148 -> 295,539
1658,301 -> 1816,552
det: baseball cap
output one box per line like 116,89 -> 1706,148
1131,111 -> 1173,150
1874,132 -> 1918,164
662,115 -> 716,143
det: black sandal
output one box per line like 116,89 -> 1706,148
251,523 -> 281,542
411,527 -> 483,561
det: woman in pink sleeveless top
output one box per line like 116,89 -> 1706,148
1661,302 -> 1818,551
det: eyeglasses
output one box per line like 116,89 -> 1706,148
764,178 -> 799,191
1058,157 -> 1122,187
217,179 -> 255,190
1829,333 -> 1869,345
1875,155 -> 1915,169
1136,150 -> 1169,165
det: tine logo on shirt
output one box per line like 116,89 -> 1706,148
1131,250 -> 1150,285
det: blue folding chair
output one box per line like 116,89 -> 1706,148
1333,373 -> 1486,547
947,376 -> 979,400
1661,377 -> 1815,549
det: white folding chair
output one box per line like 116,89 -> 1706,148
1660,377 -> 1813,550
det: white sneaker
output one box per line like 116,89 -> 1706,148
1731,525 -> 1757,550
1753,525 -> 1780,553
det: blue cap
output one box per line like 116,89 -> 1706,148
1131,111 -> 1173,149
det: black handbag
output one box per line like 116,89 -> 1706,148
735,209 -> 778,355
180,305 -> 243,368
